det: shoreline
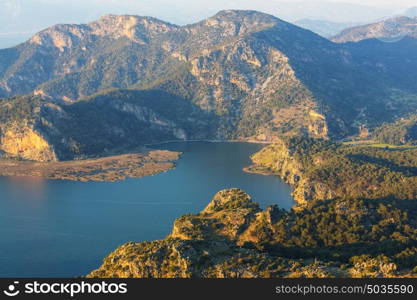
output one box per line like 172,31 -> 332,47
144,139 -> 273,148
0,150 -> 181,182
242,165 -> 277,176
0,140 -> 274,183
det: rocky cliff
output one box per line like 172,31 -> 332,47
2,10 -> 417,146
88,188 -> 417,278
0,122 -> 56,162
0,90 -> 214,161
245,137 -> 417,205
0,95 -> 58,161
1,10 -> 417,160
245,138 -> 327,205
87,189 -> 330,278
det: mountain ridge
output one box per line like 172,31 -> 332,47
331,16 -> 417,43
295,19 -> 362,37
1,10 -> 417,161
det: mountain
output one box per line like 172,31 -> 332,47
0,14 -> 181,100
1,10 -> 417,161
329,17 -> 417,116
85,138 -> 417,279
405,7 -> 417,17
88,148 -> 417,278
294,19 -> 361,38
373,114 -> 417,145
331,16 -> 417,43
247,137 -> 417,204
0,90 -> 215,161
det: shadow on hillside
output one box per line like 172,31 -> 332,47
346,153 -> 417,176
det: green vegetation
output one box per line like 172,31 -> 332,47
372,114 -> 417,146
249,137 -> 417,203
0,95 -> 43,124
89,186 -> 417,278
2,10 -> 417,144
51,89 -> 216,158
0,90 -> 215,160
266,198 -> 417,267
87,138 -> 417,279
343,142 -> 417,150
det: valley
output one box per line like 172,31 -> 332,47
89,138 -> 417,278
0,9 -> 416,279
1,10 -> 417,164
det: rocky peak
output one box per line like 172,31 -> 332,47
211,10 -> 279,24
89,14 -> 178,42
203,188 -> 260,213
29,14 -> 178,50
29,24 -> 90,51
198,10 -> 281,37
170,189 -> 261,242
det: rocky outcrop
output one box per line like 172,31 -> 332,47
0,122 -> 56,162
245,138 -> 353,204
248,139 -> 304,185
87,189 -> 334,278
171,189 -> 262,242
88,187 -> 417,278
0,91 -> 213,162
245,138 -> 321,205
2,10 -> 415,141
245,137 -> 417,205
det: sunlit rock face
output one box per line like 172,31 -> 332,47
2,10 -> 417,156
0,124 -> 56,162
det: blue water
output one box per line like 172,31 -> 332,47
0,142 -> 293,277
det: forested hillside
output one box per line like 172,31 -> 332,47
1,10 -> 417,160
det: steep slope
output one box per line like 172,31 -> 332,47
246,137 -> 417,205
0,15 -> 181,100
88,188 -> 417,278
331,16 -> 417,43
135,11 -> 408,140
0,90 -> 214,161
0,96 -> 57,161
373,114 -> 417,145
1,10 -> 417,152
344,37 -> 417,106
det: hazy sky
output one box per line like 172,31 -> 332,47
0,0 -> 415,47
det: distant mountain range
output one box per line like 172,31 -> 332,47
296,6 -> 417,39
294,19 -> 361,38
331,16 -> 417,43
0,10 -> 416,161
406,7 -> 417,17
0,32 -> 35,49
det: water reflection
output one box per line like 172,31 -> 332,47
0,142 -> 294,277
5,176 -> 47,205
